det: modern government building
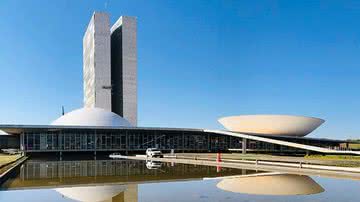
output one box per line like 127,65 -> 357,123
0,12 -> 359,157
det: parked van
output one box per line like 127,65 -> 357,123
146,148 -> 163,158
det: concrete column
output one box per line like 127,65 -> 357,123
242,138 -> 247,154
125,130 -> 129,155
207,134 -> 211,152
26,133 -> 28,153
58,133 -> 62,151
94,130 -> 97,156
21,133 -> 25,156
20,165 -> 24,181
59,161 -> 64,182
20,133 -> 24,155
182,132 -> 185,152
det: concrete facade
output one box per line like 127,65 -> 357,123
83,13 -> 137,126
111,16 -> 138,126
83,12 -> 112,111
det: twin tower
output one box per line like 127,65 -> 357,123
83,12 -> 137,126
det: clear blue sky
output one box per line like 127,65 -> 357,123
0,0 -> 360,139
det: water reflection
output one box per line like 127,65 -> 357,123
217,173 -> 325,196
145,160 -> 163,170
1,159 -> 249,190
0,159 -> 331,202
55,184 -> 135,202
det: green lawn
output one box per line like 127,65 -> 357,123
301,154 -> 360,167
305,154 -> 360,161
349,143 -> 360,150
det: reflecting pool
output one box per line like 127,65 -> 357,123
0,159 -> 359,202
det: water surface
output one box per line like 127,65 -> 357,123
0,159 -> 359,202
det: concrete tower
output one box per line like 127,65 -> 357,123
111,16 -> 137,126
83,12 -> 137,126
83,12 -> 112,111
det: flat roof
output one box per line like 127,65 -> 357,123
0,124 -> 204,134
0,124 -> 350,143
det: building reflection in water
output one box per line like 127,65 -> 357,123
7,159 -> 247,186
1,159 -> 325,201
216,173 -> 325,196
55,184 -> 137,202
1,159 -> 249,202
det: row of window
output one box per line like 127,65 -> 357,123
23,132 -> 234,151
21,160 -> 247,180
22,131 -> 302,152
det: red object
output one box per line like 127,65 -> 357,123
216,152 -> 221,162
216,165 -> 222,173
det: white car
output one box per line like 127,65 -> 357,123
146,160 -> 162,169
146,148 -> 163,158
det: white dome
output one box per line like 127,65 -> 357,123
51,108 -> 132,127
0,130 -> 8,135
218,115 -> 324,137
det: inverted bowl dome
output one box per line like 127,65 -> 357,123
218,115 -> 324,137
217,174 -> 324,196
51,107 -> 132,127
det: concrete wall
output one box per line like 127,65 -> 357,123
83,12 -> 112,111
83,13 -> 137,126
111,16 -> 137,126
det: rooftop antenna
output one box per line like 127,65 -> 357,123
104,0 -> 110,11
62,106 -> 65,116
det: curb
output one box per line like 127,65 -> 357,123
0,156 -> 28,184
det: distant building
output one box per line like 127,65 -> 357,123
83,12 -> 137,126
